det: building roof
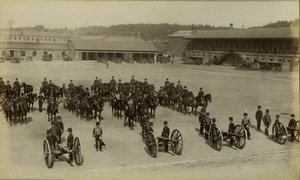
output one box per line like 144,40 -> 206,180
169,30 -> 192,38
185,27 -> 299,39
0,42 -> 70,50
71,39 -> 158,52
0,29 -> 78,38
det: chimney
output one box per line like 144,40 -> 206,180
230,23 -> 233,29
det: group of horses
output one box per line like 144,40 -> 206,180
156,83 -> 212,115
0,81 -> 35,125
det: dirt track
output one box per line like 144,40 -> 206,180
0,60 -> 299,180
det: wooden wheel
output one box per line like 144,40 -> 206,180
73,137 -> 84,166
170,129 -> 183,155
209,126 -> 223,151
295,121 -> 300,142
272,121 -> 288,145
43,139 -> 54,168
146,131 -> 158,158
233,125 -> 247,149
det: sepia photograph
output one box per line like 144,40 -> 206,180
0,0 -> 299,179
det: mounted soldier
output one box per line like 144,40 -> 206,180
130,76 -> 135,84
68,80 -> 74,89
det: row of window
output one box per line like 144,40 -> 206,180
1,36 -> 70,42
2,50 -> 66,57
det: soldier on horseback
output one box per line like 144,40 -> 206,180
197,87 -> 204,100
117,79 -> 122,93
94,77 -> 99,86
165,78 -> 170,87
42,78 -> 48,87
130,76 -> 135,84
68,80 -> 74,89
176,81 -> 183,92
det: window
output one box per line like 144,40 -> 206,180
27,37 -> 29,40
270,59 -> 273,61
14,37 -> 16,40
62,51 -> 65,56
33,51 -> 37,56
32,37 -> 34,41
53,38 -> 56,42
9,37 -> 11,40
23,37 -> 25,40
21,51 -> 25,56
19,37 -> 21,40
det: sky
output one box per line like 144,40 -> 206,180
0,0 -> 298,29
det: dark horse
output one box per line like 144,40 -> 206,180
47,102 -> 58,123
181,93 -> 212,115
21,82 -> 33,95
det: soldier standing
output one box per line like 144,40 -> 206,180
93,120 -> 103,151
42,78 -> 48,87
228,117 -> 235,146
0,77 -> 4,94
198,109 -> 206,135
161,121 -> 170,152
176,81 -> 183,92
204,112 -> 211,140
37,92 -> 45,112
165,78 -> 170,86
263,109 -> 271,135
241,113 -> 251,140
66,128 -> 74,163
288,114 -> 297,142
255,105 -> 263,131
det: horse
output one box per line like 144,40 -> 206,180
19,101 -> 29,124
27,93 -> 37,112
195,94 -> 212,113
47,102 -> 58,122
21,82 -> 33,95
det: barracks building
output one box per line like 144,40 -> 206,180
0,30 -> 158,63
169,26 -> 299,71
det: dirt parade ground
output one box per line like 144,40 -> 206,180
0,60 -> 299,180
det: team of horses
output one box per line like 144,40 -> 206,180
0,81 -> 34,125
1,78 -> 212,130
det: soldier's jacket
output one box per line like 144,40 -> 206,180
263,114 -> 271,125
205,117 -> 211,125
199,112 -> 206,123
255,110 -> 263,120
228,122 -> 235,133
161,126 -> 170,138
241,117 -> 251,126
288,118 -> 297,128
198,91 -> 204,98
67,133 -> 74,149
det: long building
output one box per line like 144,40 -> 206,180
180,27 -> 299,71
0,30 -> 158,62
0,29 -> 77,61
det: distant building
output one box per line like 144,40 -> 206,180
70,38 -> 158,63
168,30 -> 192,57
0,30 -> 159,62
182,27 -> 299,71
0,29 -> 78,60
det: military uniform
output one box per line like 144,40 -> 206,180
93,124 -> 103,151
263,112 -> 271,135
161,123 -> 170,152
66,129 -> 74,162
241,114 -> 251,140
255,107 -> 263,131
288,115 -> 297,142
204,114 -> 211,140
55,118 -> 64,144
228,118 -> 235,146
198,111 -> 206,134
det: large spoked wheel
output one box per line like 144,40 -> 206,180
233,125 -> 247,149
170,129 -> 183,155
146,131 -> 158,158
272,121 -> 288,145
43,139 -> 54,168
295,121 -> 300,142
73,137 -> 84,166
209,126 -> 223,151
